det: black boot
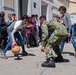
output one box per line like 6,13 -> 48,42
22,51 -> 29,56
41,58 -> 56,68
54,54 -> 63,62
74,52 -> 76,58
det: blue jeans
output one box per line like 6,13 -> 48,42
3,30 -> 26,53
60,25 -> 76,52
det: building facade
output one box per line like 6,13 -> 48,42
0,0 -> 19,20
68,0 -> 76,21
69,0 -> 76,14
0,0 -> 69,21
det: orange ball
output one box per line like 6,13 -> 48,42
12,46 -> 20,54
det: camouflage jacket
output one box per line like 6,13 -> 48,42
41,20 -> 68,46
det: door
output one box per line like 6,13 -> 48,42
19,0 -> 28,19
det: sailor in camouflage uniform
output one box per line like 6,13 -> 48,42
39,16 -> 68,68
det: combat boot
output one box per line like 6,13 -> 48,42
54,54 -> 63,62
41,58 -> 56,68
74,51 -> 76,58
22,51 -> 29,56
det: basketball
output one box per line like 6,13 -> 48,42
12,46 -> 20,54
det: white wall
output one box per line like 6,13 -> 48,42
46,4 -> 53,20
31,0 -> 41,17
14,0 -> 19,20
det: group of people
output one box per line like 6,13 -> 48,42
40,6 -> 76,68
0,6 -> 76,68
0,12 -> 42,59
0,12 -> 17,49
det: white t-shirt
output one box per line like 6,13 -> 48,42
14,21 -> 23,30
8,20 -> 26,31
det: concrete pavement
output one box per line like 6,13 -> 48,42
0,43 -> 76,75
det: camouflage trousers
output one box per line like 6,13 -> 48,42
45,29 -> 67,59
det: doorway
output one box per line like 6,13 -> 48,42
19,0 -> 28,19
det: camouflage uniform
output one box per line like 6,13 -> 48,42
41,20 -> 68,59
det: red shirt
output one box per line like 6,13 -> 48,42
26,22 -> 34,34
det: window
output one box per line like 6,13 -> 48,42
2,0 -> 14,9
33,2 -> 36,8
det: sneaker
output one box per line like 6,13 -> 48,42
54,54 -> 63,62
1,52 -> 8,59
41,58 -> 55,68
22,52 -> 29,56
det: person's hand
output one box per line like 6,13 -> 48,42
40,45 -> 45,52
67,32 -> 70,37
12,41 -> 17,48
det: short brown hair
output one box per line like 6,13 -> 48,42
59,6 -> 66,12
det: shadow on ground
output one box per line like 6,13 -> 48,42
55,58 -> 70,63
62,52 -> 74,56
8,53 -> 36,58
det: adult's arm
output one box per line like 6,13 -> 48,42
41,22 -> 48,47
66,13 -> 72,32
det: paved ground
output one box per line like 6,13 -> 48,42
0,43 -> 76,75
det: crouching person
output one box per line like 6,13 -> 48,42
1,15 -> 29,59
39,16 -> 68,68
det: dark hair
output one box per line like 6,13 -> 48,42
28,17 -> 32,20
28,17 -> 33,24
21,15 -> 28,20
39,15 -> 46,20
35,14 -> 38,17
59,6 -> 66,12
8,14 -> 11,16
0,11 -> 5,17
12,13 -> 16,16
31,14 -> 35,18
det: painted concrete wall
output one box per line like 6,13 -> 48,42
31,0 -> 41,17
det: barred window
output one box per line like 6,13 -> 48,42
2,0 -> 14,9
